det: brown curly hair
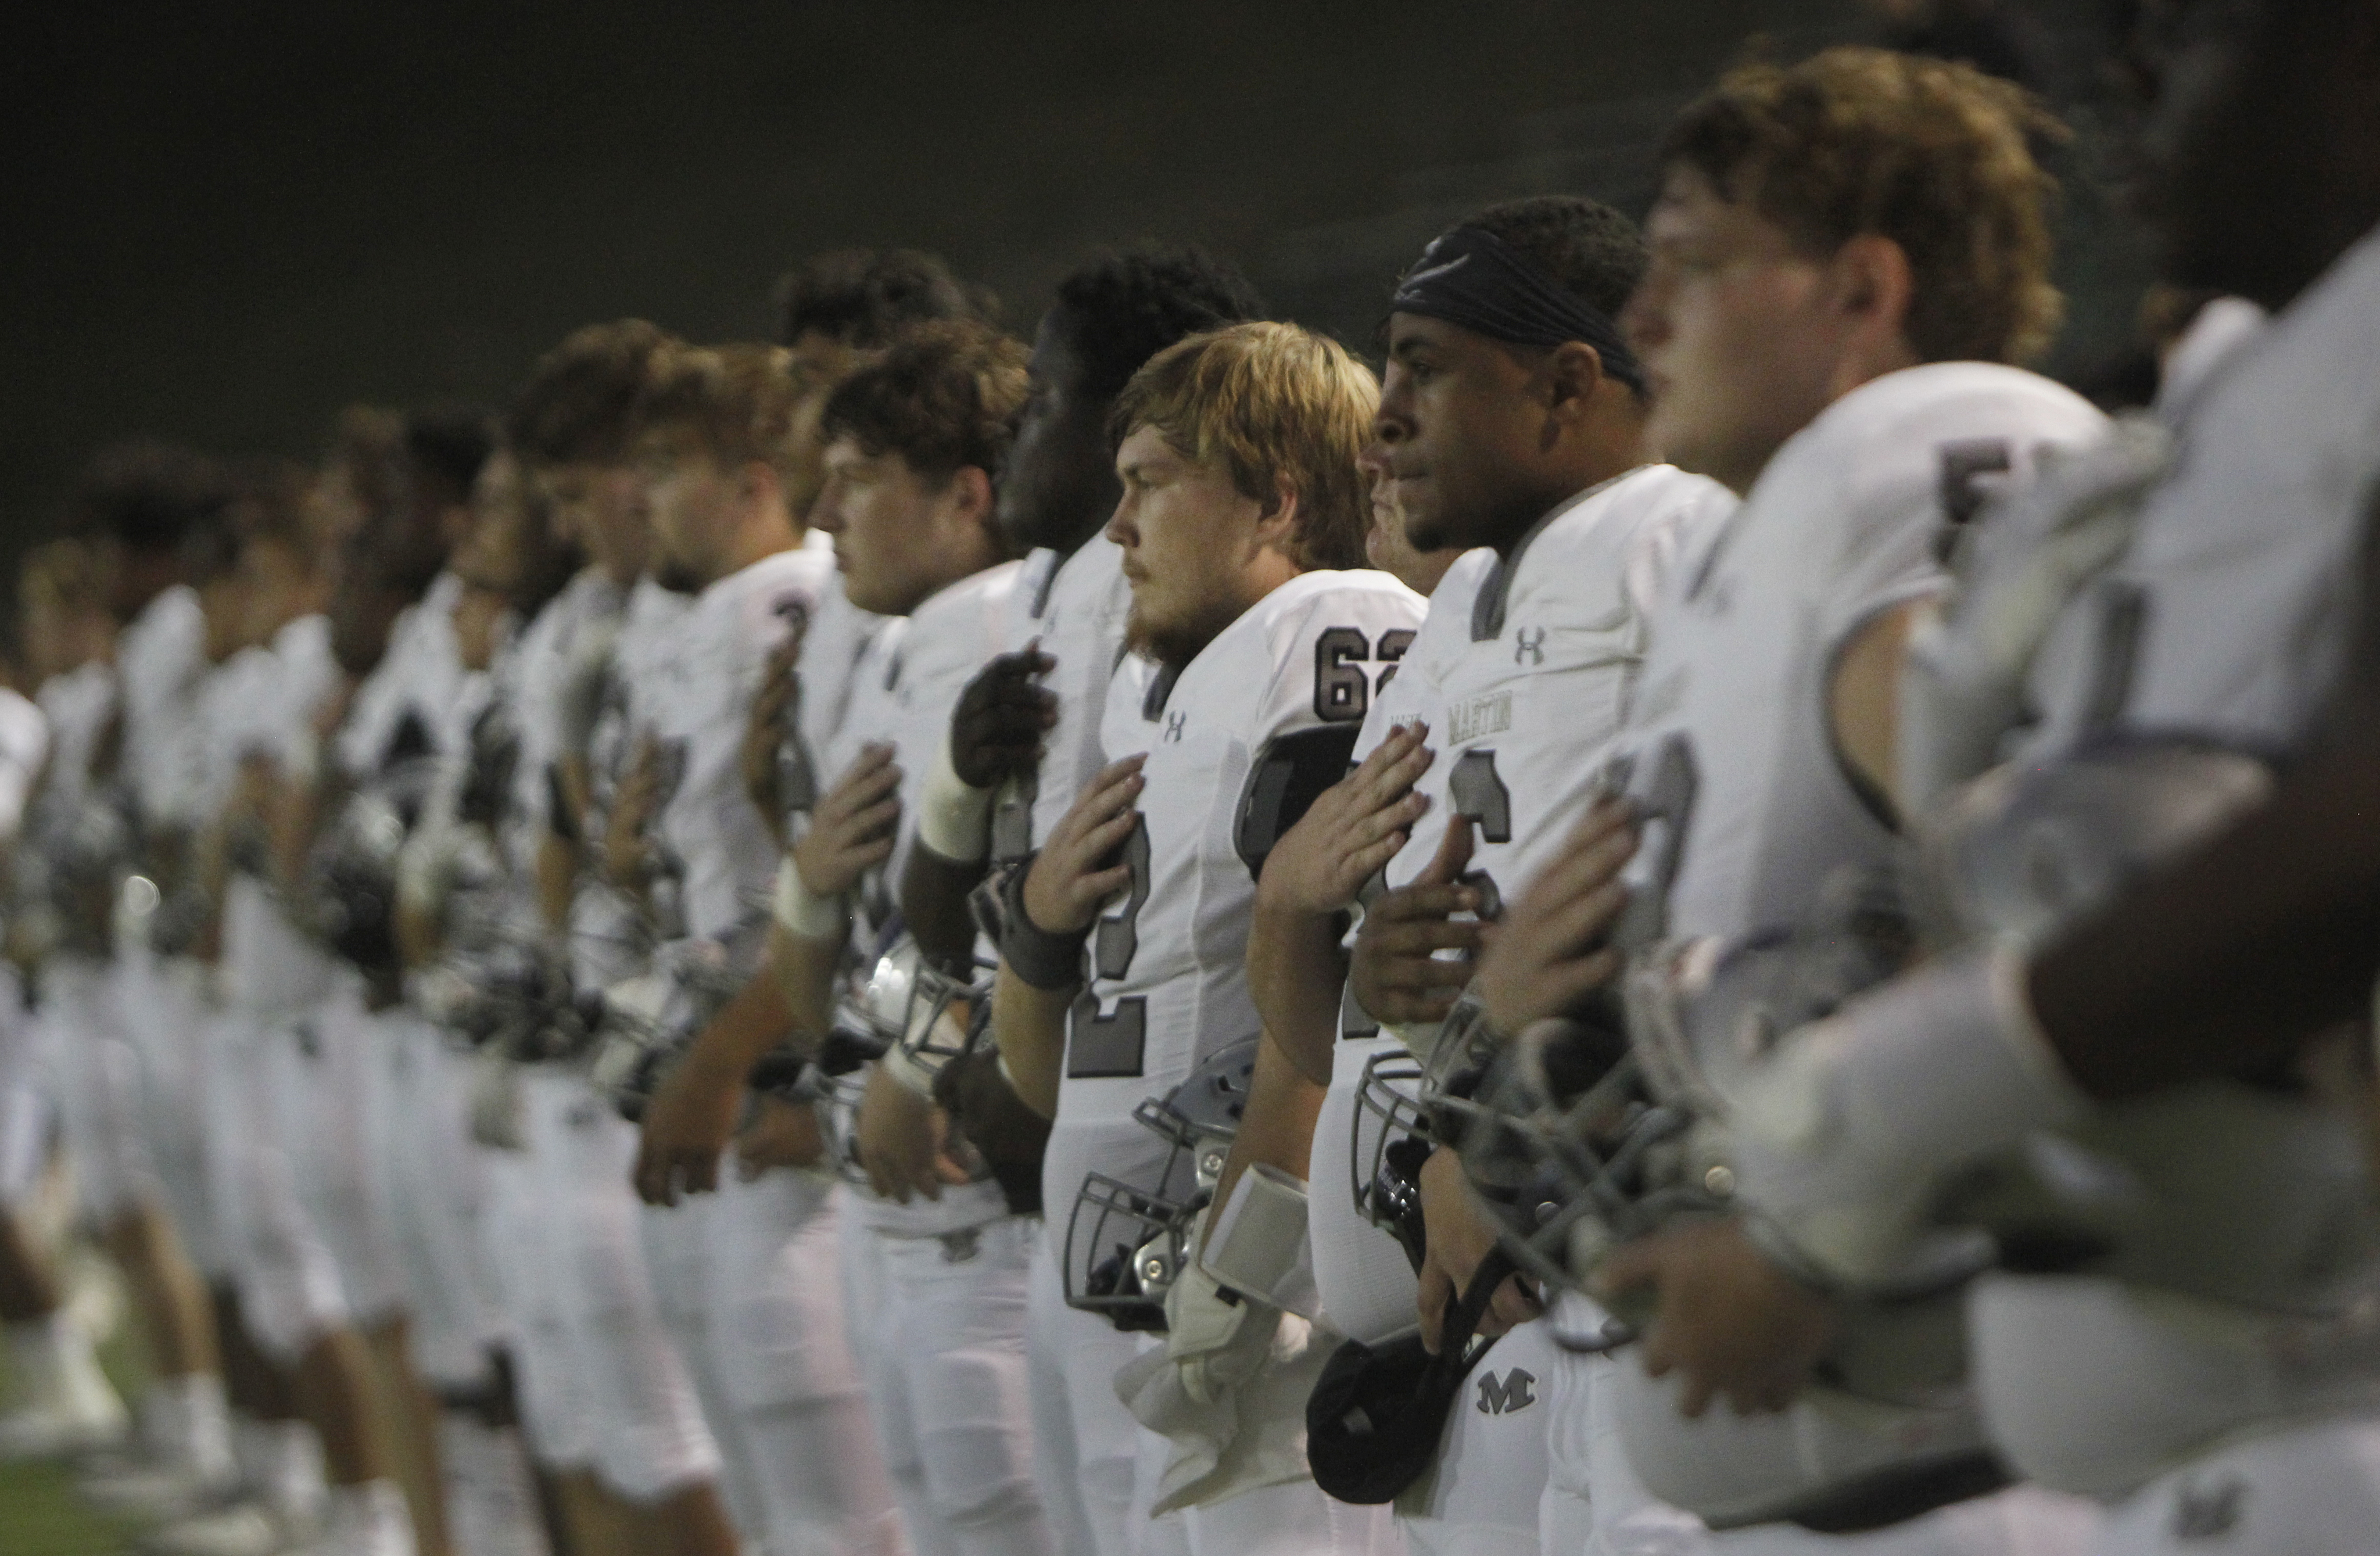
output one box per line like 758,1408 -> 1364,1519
1662,46 -> 2066,365
818,319 -> 1031,489
508,320 -> 678,468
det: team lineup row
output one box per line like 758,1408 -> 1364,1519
3,8 -> 2379,1556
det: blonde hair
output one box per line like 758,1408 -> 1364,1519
1112,321 -> 1379,571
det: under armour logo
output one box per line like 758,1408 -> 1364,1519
2170,1474 -> 2246,1541
1512,628 -> 1546,666
1164,711 -> 1187,743
1475,1367 -> 1537,1415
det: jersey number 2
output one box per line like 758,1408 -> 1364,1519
1067,815 -> 1152,1078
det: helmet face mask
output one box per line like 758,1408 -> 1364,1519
1351,1049 -> 1433,1273
307,754 -> 439,973
1063,1037 -> 1258,1332
818,1066 -> 874,1187
1442,1025 -> 1716,1307
826,932 -> 999,1188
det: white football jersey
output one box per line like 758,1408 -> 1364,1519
198,614 -> 338,803
336,573 -> 468,779
1042,569 -> 1426,1250
568,577 -> 691,990
192,646 -> 282,820
809,561 -> 1023,1235
115,583 -> 210,830
220,615 -> 352,1019
1612,363 -> 2105,942
987,534 -> 1140,864
1366,466 -> 1734,1043
807,562 -> 1021,933
33,662 -> 115,813
0,687 -> 48,844
2022,230 -> 2380,759
1954,226 -> 2380,1499
643,546 -> 851,945
499,568 -> 628,876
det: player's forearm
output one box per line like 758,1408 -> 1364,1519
900,845 -> 988,971
534,830 -> 577,935
765,920 -> 847,1057
2030,705 -> 2380,1099
989,962 -> 1069,1120
1203,1030 -> 1327,1260
2030,493 -> 2380,1098
677,967 -> 801,1089
1246,897 -> 1349,1086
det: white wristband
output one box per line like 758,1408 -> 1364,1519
916,731 -> 995,865
1201,1163 -> 1321,1319
770,856 -> 848,941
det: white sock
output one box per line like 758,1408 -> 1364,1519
238,1416 -> 327,1530
150,1372 -> 238,1486
324,1478 -> 418,1556
8,1312 -> 119,1419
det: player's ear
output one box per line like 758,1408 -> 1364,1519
1829,234 -> 1917,363
1541,340 -> 1606,425
1254,472 -> 1302,555
942,465 -> 995,531
737,459 -> 785,518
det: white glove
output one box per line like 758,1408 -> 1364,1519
1115,1210 -> 1330,1514
1166,1254 -> 1277,1407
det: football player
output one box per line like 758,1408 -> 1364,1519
601,339 -> 903,1556
1008,320 -> 1420,1555
472,318 -> 694,1556
0,553 -> 109,1463
46,447 -> 249,1519
642,319 -> 1046,1556
1611,6 -> 2380,1551
494,322 -> 762,1556
148,461 -> 350,1556
1227,196 -> 1734,1556
1468,46 -> 2109,1553
894,249 -> 1266,1556
0,539 -> 134,1464
195,409 -> 469,1556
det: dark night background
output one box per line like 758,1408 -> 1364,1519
1,1 -> 2149,561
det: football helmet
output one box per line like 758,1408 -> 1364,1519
306,751 -> 440,976
21,786 -> 140,959
851,935 -> 994,1087
1063,1037 -> 1259,1333
1349,1046 -> 1431,1272
586,923 -> 762,1120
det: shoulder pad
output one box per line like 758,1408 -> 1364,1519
1234,723 -> 1361,881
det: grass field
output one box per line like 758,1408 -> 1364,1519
0,1456 -> 144,1555
0,1263 -> 151,1556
